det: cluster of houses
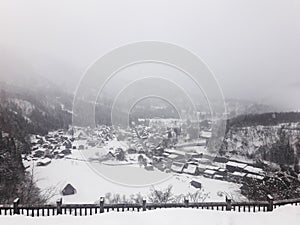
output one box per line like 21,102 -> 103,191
75,126 -> 114,146
26,129 -> 75,166
112,122 -> 266,187
25,126 -> 119,168
25,121 -> 268,194
149,147 -> 266,185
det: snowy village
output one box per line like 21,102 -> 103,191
20,118 -> 300,207
1,1 -> 300,224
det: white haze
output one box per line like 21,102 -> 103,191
0,0 -> 300,110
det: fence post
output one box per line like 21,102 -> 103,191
226,197 -> 232,211
13,198 -> 20,215
100,197 -> 105,213
267,194 -> 274,211
56,198 -> 62,215
142,198 -> 147,211
184,198 -> 189,208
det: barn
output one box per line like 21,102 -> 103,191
190,180 -> 202,189
170,162 -> 185,173
36,158 -> 51,166
61,183 -> 77,196
225,161 -> 247,173
183,164 -> 199,175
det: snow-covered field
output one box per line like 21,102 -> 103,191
29,141 -> 246,203
1,206 -> 299,225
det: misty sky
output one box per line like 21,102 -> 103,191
0,0 -> 300,110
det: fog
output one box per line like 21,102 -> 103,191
0,0 -> 300,110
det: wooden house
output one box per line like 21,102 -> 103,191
36,158 -> 51,166
225,161 -> 247,173
170,162 -> 185,173
203,169 -> 217,178
190,180 -> 202,189
61,183 -> 76,196
183,164 -> 199,175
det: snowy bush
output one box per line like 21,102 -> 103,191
148,185 -> 173,203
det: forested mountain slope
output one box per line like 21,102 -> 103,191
0,83 -> 72,203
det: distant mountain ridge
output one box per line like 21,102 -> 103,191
227,112 -> 300,130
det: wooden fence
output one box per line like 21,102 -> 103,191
0,195 -> 299,217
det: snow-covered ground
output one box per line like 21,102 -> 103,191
1,206 -> 299,225
29,141 -> 246,203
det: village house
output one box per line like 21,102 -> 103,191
105,151 -> 115,160
62,140 -> 72,149
78,144 -> 85,150
153,161 -> 166,171
229,171 -> 247,183
225,161 -> 248,173
243,165 -> 264,175
56,153 -> 65,159
217,168 -> 227,176
196,164 -> 207,173
162,152 -> 170,158
32,146 -> 39,151
245,173 -> 265,182
193,157 -> 212,165
36,158 -> 51,166
190,180 -> 202,189
87,139 -> 98,147
183,164 -> 199,175
61,148 -> 72,155
199,130 -> 212,140
203,169 -> 217,178
167,154 -> 180,161
144,164 -> 154,171
33,149 -> 45,158
185,152 -> 203,160
170,162 -> 185,173
164,149 -> 186,157
61,183 -> 76,196
213,174 -> 224,180
214,156 -> 229,163
127,148 -> 137,154
205,165 -> 220,171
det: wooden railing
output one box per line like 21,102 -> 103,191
0,195 -> 299,217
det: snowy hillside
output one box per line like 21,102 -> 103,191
222,123 -> 300,162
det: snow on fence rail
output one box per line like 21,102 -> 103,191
1,196 -> 300,217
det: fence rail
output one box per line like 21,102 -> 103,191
0,196 -> 300,217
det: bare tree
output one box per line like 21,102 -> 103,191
148,185 -> 173,203
18,166 -> 58,205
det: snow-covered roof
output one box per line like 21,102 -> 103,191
197,164 -> 207,170
226,161 -> 248,169
246,174 -> 264,180
168,154 -> 179,160
244,166 -> 264,174
194,158 -> 211,164
183,165 -> 197,174
171,163 -> 184,172
37,158 -> 51,165
232,171 -> 246,177
204,169 -> 216,175
205,165 -> 219,171
200,131 -> 212,139
164,149 -> 186,156
162,152 -> 170,157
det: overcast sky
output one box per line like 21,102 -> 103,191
0,0 -> 300,110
